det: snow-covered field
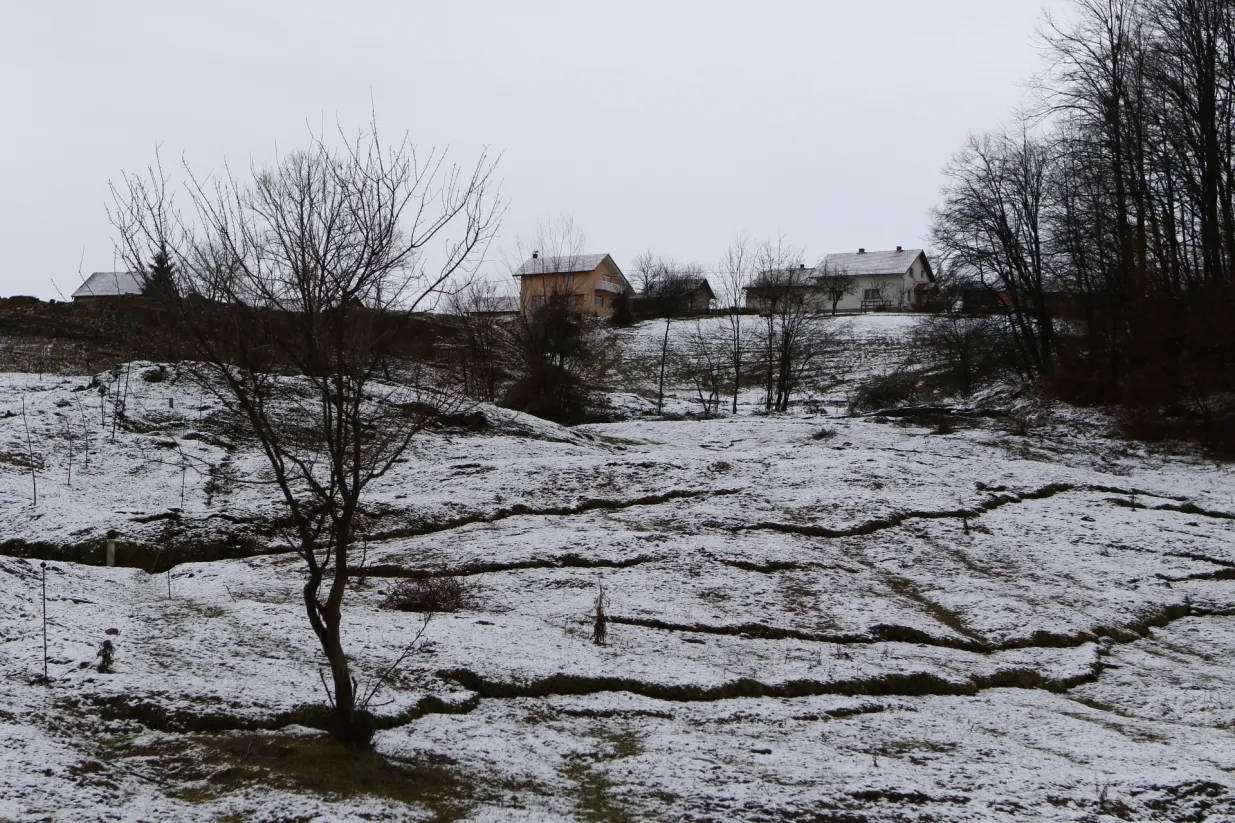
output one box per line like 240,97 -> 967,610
611,313 -> 923,417
2,315 -> 1234,822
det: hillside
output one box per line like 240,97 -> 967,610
1,318 -> 1234,822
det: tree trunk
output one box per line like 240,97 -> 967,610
657,319 -> 671,414
303,550 -> 370,747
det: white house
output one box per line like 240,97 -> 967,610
815,248 -> 935,312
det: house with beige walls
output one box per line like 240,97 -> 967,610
513,253 -> 631,317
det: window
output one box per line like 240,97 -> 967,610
531,295 -> 545,309
564,273 -> 574,286
595,295 -> 605,309
602,274 -> 613,284
864,288 -> 881,300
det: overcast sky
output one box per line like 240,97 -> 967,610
1,0 -> 1066,299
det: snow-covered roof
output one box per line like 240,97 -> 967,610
71,271 -> 144,299
513,253 -> 611,277
817,249 -> 928,278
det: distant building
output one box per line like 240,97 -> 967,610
744,248 -> 935,314
71,271 -> 144,301
513,253 -> 631,318
815,248 -> 935,312
631,277 -> 716,318
676,278 -> 716,316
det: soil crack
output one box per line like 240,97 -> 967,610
436,666 -> 1094,703
368,488 -> 741,543
732,483 -> 1197,540
610,601 -> 1192,655
353,553 -> 657,579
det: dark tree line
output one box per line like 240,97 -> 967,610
933,0 -> 1235,441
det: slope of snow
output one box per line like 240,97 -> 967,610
1,362 -> 1234,822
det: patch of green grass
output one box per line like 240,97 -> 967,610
1056,710 -> 1167,743
696,586 -> 732,604
775,573 -> 837,631
105,731 -> 475,821
885,575 -> 982,641
560,728 -> 645,823
563,760 -> 634,823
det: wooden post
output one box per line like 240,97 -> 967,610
106,539 -> 116,567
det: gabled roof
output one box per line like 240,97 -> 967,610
692,278 -> 715,299
72,271 -> 145,299
513,253 -> 611,277
817,249 -> 931,280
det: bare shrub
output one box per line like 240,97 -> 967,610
382,576 -> 476,613
677,319 -> 727,417
141,365 -> 168,383
592,583 -> 609,646
852,373 -> 920,412
914,312 -> 1007,396
96,639 -> 115,674
812,427 -> 838,441
503,291 -> 606,424
1003,409 -> 1040,437
445,280 -> 515,404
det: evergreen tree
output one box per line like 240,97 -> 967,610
608,290 -> 634,327
143,249 -> 178,298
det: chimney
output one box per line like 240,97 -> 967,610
532,251 -> 539,259
858,248 -> 866,254
896,246 -> 903,253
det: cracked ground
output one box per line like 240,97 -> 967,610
2,356 -> 1235,821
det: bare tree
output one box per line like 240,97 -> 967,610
109,118 -> 502,746
630,250 -> 665,296
914,311 -> 1003,396
629,254 -> 707,318
677,319 -> 726,417
817,262 -> 857,314
508,213 -> 587,271
931,129 -> 1058,378
750,238 -> 823,412
657,261 -> 708,317
508,213 -> 588,313
655,317 -> 673,414
928,0 -> 1235,441
502,216 -> 607,421
874,278 -> 902,309
503,283 -> 602,423
446,279 -> 514,403
717,234 -> 753,414
20,395 -> 37,506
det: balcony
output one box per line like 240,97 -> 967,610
595,279 -> 623,294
